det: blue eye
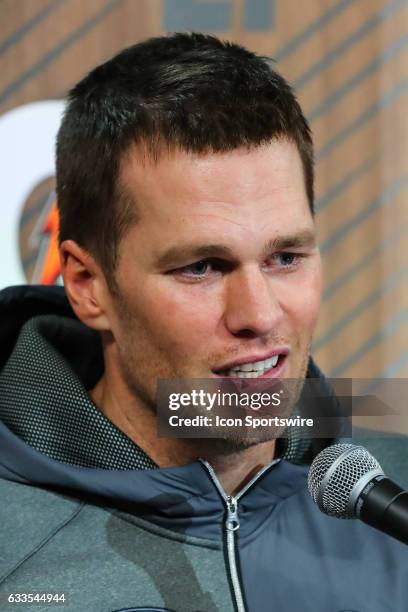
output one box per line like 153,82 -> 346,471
267,253 -> 304,271
186,260 -> 210,276
176,260 -> 214,279
278,253 -> 296,266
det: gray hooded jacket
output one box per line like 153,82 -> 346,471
0,286 -> 407,612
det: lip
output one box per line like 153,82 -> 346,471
212,354 -> 288,393
212,348 -> 289,374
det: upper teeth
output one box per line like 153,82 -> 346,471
224,355 -> 279,377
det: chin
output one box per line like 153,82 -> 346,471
203,428 -> 284,453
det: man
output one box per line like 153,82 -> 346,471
0,33 -> 406,612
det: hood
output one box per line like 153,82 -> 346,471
0,284 -> 341,539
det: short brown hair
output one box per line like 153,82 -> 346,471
56,32 -> 314,290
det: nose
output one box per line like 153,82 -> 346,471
224,266 -> 284,338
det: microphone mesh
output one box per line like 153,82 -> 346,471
307,443 -> 382,518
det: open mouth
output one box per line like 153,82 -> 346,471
213,353 -> 287,379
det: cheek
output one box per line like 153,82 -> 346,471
280,268 -> 322,334
295,269 -> 322,332
136,282 -> 223,348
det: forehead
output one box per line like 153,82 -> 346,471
118,140 -> 312,245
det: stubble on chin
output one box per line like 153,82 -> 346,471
182,347 -> 312,455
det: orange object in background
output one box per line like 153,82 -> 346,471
39,201 -> 60,285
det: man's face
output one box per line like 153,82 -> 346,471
105,140 -> 322,431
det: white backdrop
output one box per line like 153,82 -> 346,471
0,100 -> 64,288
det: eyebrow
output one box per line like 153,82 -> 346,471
156,229 -> 317,268
264,229 -> 317,253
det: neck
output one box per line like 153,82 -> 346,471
90,374 -> 276,495
201,442 -> 277,495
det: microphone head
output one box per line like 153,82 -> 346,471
307,443 -> 383,519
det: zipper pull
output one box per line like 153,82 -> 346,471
226,496 -> 240,531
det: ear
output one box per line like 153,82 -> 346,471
59,240 -> 111,331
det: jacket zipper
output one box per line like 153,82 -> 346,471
200,458 -> 280,612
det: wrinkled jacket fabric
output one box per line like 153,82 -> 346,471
0,285 -> 407,612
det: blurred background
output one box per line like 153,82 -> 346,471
1,0 -> 407,398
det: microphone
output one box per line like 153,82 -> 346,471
307,443 -> 408,545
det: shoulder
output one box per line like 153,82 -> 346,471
353,427 -> 408,489
307,360 -> 408,489
0,478 -> 83,581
